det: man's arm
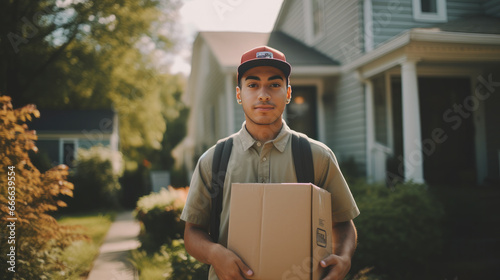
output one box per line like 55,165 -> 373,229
184,222 -> 253,280
320,220 -> 357,280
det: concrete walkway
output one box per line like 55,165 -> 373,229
87,211 -> 141,280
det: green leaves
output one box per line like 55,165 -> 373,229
1,0 -> 185,162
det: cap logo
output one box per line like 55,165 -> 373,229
256,51 -> 273,59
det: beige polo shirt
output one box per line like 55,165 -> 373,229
180,122 -> 359,280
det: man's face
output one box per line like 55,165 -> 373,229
236,66 -> 291,126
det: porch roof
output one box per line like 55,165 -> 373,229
346,16 -> 500,78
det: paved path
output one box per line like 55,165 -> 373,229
87,211 -> 141,280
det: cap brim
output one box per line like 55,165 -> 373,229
238,59 -> 291,80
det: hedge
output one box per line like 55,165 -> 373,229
350,180 -> 446,280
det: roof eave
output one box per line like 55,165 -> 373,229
345,29 -> 500,72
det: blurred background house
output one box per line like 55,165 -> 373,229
174,0 -> 500,187
30,109 -> 120,169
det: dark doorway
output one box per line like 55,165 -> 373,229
419,77 -> 476,186
391,77 -> 476,186
287,86 -> 318,139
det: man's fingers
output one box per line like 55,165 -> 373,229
236,259 -> 254,277
320,254 -> 341,267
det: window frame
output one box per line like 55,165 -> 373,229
412,0 -> 447,23
59,138 -> 78,167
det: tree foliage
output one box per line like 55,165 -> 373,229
0,96 -> 83,279
0,0 -> 185,160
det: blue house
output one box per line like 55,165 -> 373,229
175,0 -> 500,186
30,109 -> 119,167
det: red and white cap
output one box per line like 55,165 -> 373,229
237,46 -> 291,80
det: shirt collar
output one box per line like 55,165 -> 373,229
237,120 -> 292,153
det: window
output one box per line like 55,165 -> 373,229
59,139 -> 78,167
412,0 -> 447,22
421,0 -> 437,13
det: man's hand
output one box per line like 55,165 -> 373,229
210,243 -> 253,280
320,254 -> 351,280
319,220 -> 357,280
184,222 -> 253,280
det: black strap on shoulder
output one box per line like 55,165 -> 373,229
209,133 -> 314,243
209,137 -> 233,242
292,133 -> 315,184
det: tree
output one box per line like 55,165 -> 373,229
0,96 -> 82,279
0,0 -> 184,160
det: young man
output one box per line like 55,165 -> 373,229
181,46 -> 359,280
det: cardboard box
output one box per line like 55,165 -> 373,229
227,183 -> 332,280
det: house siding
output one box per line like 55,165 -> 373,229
276,0 -> 364,64
276,0 -> 307,43
484,0 -> 500,16
371,0 -> 491,48
327,71 -> 366,174
276,0 -> 367,174
315,0 -> 364,64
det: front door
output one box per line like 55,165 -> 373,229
286,86 -> 318,140
419,77 -> 476,186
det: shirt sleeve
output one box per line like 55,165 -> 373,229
180,149 -> 214,227
312,142 -> 360,222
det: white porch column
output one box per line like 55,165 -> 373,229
364,79 -> 375,183
401,60 -> 424,183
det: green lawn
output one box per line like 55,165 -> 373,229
49,211 -> 116,280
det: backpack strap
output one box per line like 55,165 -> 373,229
291,133 -> 315,184
209,137 -> 233,242
208,133 -> 314,243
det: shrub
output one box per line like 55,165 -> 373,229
350,180 -> 445,280
66,145 -> 123,211
130,240 -> 208,280
134,187 -> 188,252
0,96 -> 82,279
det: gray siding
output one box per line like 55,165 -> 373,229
276,0 -> 363,64
315,0 -> 364,64
484,0 -> 500,16
327,71 -> 366,174
276,0 -> 307,43
371,0 -> 493,48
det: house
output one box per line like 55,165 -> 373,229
30,109 -> 120,168
175,0 -> 500,186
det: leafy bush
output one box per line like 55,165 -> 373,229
66,145 -> 123,211
130,240 -> 208,280
350,180 -> 445,280
0,96 -> 82,279
134,187 -> 189,252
